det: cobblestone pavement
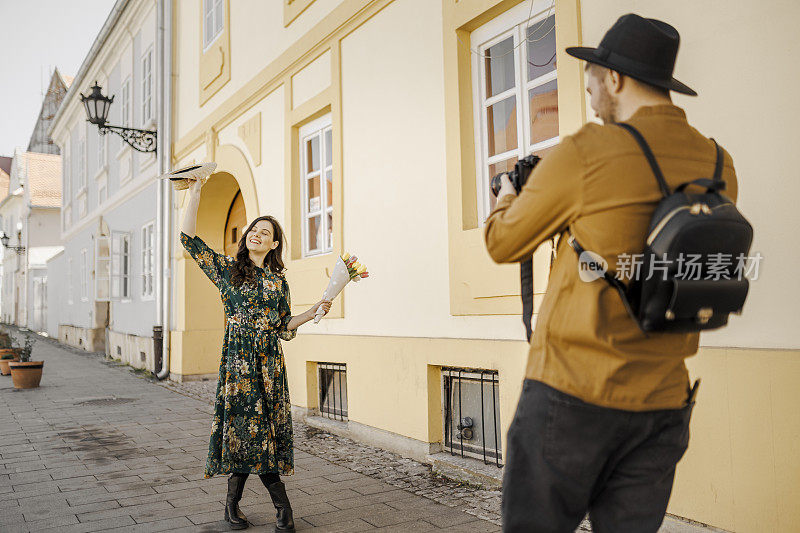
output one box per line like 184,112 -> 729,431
0,329 -> 719,532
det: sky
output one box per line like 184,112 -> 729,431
0,1 -> 113,156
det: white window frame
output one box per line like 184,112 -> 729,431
121,77 -> 131,128
141,222 -> 155,299
111,231 -> 131,301
67,257 -> 74,305
141,47 -> 153,126
95,234 -> 111,302
80,248 -> 88,302
471,1 -> 559,223
203,0 -> 224,50
299,114 -> 334,258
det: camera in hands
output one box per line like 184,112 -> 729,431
489,154 -> 541,197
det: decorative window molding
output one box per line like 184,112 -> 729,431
141,221 -> 155,299
199,0 -> 230,105
299,114 -> 333,257
284,0 -> 317,27
441,0 -> 585,316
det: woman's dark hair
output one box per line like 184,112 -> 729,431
231,215 -> 286,287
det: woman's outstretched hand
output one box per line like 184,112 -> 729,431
312,300 -> 332,317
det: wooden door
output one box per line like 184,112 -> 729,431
224,191 -> 246,257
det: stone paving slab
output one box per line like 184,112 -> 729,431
0,327 -> 724,532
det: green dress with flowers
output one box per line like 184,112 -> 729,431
180,232 -> 296,478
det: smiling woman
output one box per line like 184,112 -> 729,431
178,175 -> 330,531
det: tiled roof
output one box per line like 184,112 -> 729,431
23,152 -> 62,207
0,168 -> 9,204
0,155 -> 11,176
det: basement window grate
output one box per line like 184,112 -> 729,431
318,362 -> 347,421
443,368 -> 502,467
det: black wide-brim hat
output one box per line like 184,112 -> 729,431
566,13 -> 697,96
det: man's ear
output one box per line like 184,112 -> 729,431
607,69 -> 624,95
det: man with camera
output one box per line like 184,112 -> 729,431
485,14 -> 740,533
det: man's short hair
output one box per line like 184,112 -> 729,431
586,63 -> 669,97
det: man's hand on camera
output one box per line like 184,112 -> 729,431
496,173 -> 517,201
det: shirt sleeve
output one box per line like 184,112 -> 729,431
180,232 -> 229,288
484,135 -> 585,263
277,275 -> 296,342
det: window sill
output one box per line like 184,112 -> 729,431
94,166 -> 108,182
140,294 -> 155,302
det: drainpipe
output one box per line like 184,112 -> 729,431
156,0 -> 172,380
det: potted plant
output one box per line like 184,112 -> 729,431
8,338 -> 42,389
0,333 -> 20,375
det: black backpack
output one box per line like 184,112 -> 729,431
568,123 -> 754,333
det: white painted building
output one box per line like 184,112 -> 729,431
0,149 -> 63,332
48,0 -> 173,372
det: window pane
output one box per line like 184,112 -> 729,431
205,12 -> 213,44
307,176 -> 321,213
526,15 -> 556,81
324,129 -> 332,168
307,216 -> 322,251
306,136 -> 320,173
486,96 -> 517,157
215,0 -> 224,34
487,157 -> 518,213
325,169 -> 332,207
528,80 -> 559,144
484,37 -> 515,98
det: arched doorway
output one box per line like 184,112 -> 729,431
172,143 -> 259,380
224,191 -> 246,257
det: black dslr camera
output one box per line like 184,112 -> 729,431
489,154 -> 541,197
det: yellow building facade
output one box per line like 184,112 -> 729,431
169,1 -> 800,531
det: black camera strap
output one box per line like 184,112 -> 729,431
520,258 -> 534,342
520,237 -> 557,343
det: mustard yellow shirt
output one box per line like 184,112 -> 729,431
485,105 -> 738,411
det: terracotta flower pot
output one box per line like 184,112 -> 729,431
0,349 -> 20,375
8,361 -> 44,389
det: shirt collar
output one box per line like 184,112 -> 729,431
629,104 -> 687,120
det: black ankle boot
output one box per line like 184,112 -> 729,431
263,479 -> 295,532
224,473 -> 249,530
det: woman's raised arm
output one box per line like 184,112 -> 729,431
180,178 -> 203,238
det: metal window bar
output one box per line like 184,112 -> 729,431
318,363 -> 347,421
442,368 -> 502,467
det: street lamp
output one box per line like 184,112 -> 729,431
79,82 -> 157,153
0,230 -> 25,254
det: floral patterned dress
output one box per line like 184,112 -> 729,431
180,232 -> 296,478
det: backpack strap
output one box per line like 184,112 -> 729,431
674,140 -> 726,193
616,122 -> 671,198
566,232 -> 646,333
710,139 -> 724,182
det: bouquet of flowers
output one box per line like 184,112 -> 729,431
314,252 -> 369,323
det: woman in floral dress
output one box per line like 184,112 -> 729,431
181,177 -> 330,531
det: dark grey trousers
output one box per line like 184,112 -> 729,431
502,379 -> 693,533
